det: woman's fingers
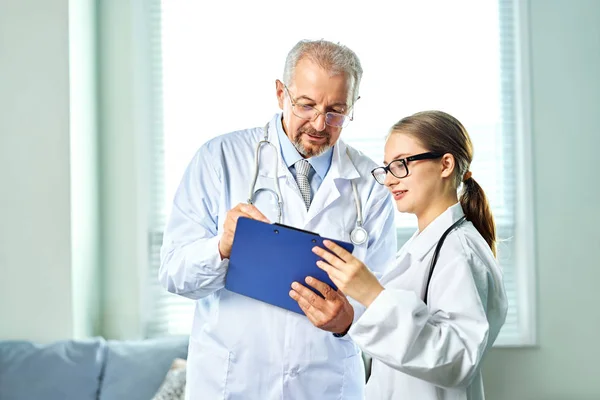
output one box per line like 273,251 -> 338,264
322,240 -> 355,263
312,246 -> 345,269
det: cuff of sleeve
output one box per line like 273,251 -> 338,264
189,234 -> 229,273
332,297 -> 365,341
348,289 -> 424,344
348,289 -> 393,338
332,323 -> 352,338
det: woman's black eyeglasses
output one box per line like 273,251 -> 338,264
371,152 -> 444,184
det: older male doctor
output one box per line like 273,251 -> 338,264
159,39 -> 397,399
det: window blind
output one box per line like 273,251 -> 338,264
144,0 -> 530,345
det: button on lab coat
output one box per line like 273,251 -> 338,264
159,114 -> 397,399
349,203 -> 508,400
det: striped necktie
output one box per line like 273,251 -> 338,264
294,159 -> 312,210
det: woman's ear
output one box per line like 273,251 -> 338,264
440,153 -> 456,178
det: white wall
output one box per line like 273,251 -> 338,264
0,0 -> 100,342
0,0 -> 73,342
483,1 -> 600,399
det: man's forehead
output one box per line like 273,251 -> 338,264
288,80 -> 353,106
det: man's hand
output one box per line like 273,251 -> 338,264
218,203 -> 269,259
289,277 -> 353,335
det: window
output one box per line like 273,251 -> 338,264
145,0 -> 536,345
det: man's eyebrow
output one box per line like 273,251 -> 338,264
295,95 -> 315,103
329,102 -> 349,110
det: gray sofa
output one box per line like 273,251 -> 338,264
0,336 -> 189,400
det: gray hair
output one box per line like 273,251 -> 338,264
282,39 -> 363,104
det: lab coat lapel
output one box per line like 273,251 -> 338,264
407,203 -> 466,262
306,140 -> 360,225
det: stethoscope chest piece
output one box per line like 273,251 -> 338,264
350,226 -> 368,246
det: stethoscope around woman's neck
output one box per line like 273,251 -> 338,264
247,122 -> 369,246
423,215 -> 467,305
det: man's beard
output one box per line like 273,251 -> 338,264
293,128 -> 332,157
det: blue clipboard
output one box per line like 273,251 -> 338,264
225,217 -> 354,315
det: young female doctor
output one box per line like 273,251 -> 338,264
293,110 -> 508,399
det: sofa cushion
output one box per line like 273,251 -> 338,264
0,337 -> 106,400
99,336 -> 189,400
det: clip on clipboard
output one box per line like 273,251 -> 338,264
225,217 -> 354,315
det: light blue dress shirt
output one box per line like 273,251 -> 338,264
276,115 -> 333,196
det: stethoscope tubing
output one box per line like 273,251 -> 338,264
248,121 -> 367,245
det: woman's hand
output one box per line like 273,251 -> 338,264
313,240 -> 384,307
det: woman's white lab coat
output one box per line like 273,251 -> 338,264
159,114 -> 397,399
349,203 -> 508,400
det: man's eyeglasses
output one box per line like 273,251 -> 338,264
284,85 -> 356,128
371,152 -> 444,185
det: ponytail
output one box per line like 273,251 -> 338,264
460,176 -> 497,257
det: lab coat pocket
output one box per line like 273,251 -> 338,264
187,339 -> 231,399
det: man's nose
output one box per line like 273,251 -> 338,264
310,112 -> 327,132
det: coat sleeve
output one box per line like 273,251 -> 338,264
158,145 -> 227,300
348,254 -> 492,388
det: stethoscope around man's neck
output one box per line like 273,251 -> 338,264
247,122 -> 369,246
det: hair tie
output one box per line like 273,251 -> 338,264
463,171 -> 472,182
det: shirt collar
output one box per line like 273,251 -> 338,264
276,113 -> 333,180
407,202 -> 466,260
